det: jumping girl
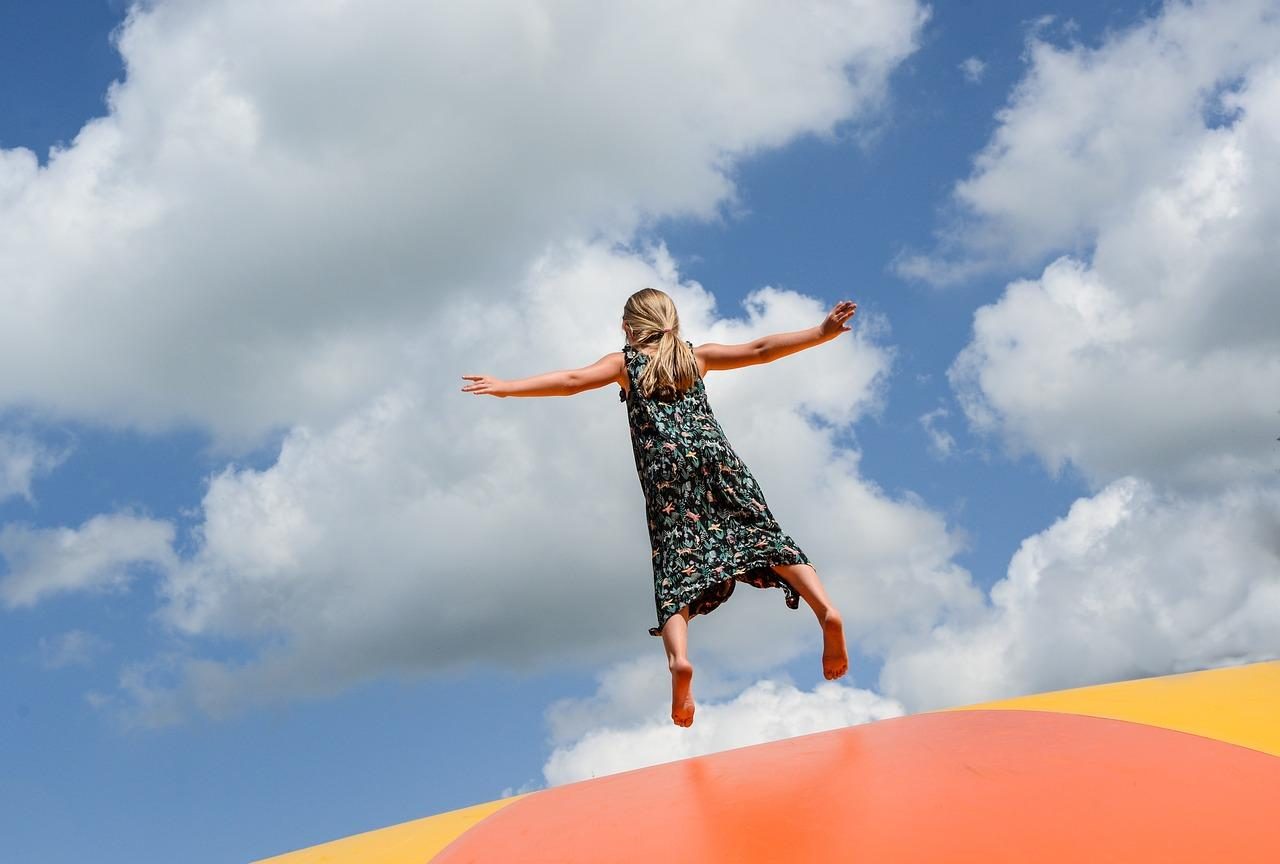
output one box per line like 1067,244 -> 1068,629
462,288 -> 856,727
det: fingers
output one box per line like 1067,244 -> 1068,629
830,300 -> 857,318
826,300 -> 857,332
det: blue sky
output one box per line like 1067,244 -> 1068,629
3,2 -> 1278,862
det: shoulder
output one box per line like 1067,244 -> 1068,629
687,341 -> 709,379
610,349 -> 630,389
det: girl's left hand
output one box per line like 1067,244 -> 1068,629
819,300 -> 857,338
461,374 -> 508,397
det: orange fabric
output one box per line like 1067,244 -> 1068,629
433,710 -> 1280,863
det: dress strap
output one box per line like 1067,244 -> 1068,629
619,343 -> 635,402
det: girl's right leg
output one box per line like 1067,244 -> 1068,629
661,605 -> 694,727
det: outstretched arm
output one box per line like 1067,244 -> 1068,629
696,299 -> 856,372
461,352 -> 624,398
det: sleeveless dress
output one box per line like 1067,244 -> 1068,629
619,341 -> 812,637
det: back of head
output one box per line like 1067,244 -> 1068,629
623,288 -> 699,401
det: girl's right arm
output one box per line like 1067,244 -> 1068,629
461,353 -> 626,397
696,300 -> 856,372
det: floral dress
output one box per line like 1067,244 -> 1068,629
620,341 -> 812,637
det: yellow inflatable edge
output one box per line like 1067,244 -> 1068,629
945,658 -> 1280,758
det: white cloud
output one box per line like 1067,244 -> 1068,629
0,431 -> 69,503
880,477 -> 1280,711
893,0 -> 1280,491
543,653 -> 761,747
0,512 -> 177,609
958,56 -> 986,84
0,0 -> 968,729
949,50 -> 1280,489
896,0 -> 1280,283
879,0 -> 1280,714
919,406 -> 956,458
0,0 -> 927,452
542,663 -> 904,785
114,244 -> 981,726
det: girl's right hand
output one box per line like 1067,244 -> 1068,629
461,374 -> 508,397
819,300 -> 857,338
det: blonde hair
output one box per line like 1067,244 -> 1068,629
623,288 -> 699,401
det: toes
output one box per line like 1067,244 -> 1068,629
821,658 -> 849,680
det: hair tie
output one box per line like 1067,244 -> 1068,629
660,326 -> 674,333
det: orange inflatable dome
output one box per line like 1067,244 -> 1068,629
254,659 -> 1280,863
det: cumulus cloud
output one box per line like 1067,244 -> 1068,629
0,512 -> 177,609
0,0 -> 971,731
948,13 -> 1280,489
516,2 -> 1280,771
0,0 -> 927,451
881,478 -> 1280,710
877,0 -> 1280,711
542,659 -> 904,785
112,244 -> 980,726
895,0 -> 1280,283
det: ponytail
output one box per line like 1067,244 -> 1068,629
637,328 -> 698,401
624,287 -> 699,400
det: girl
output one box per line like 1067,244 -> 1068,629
462,288 -> 855,727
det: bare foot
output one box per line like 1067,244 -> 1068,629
670,658 -> 695,727
822,608 -> 849,680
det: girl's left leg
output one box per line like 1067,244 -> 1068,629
770,562 -> 848,680
660,606 -> 695,727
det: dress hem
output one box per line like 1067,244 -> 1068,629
647,549 -> 812,637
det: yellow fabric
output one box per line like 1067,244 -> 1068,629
250,795 -> 525,863
947,659 -> 1280,757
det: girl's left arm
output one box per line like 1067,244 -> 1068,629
462,353 -> 624,398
